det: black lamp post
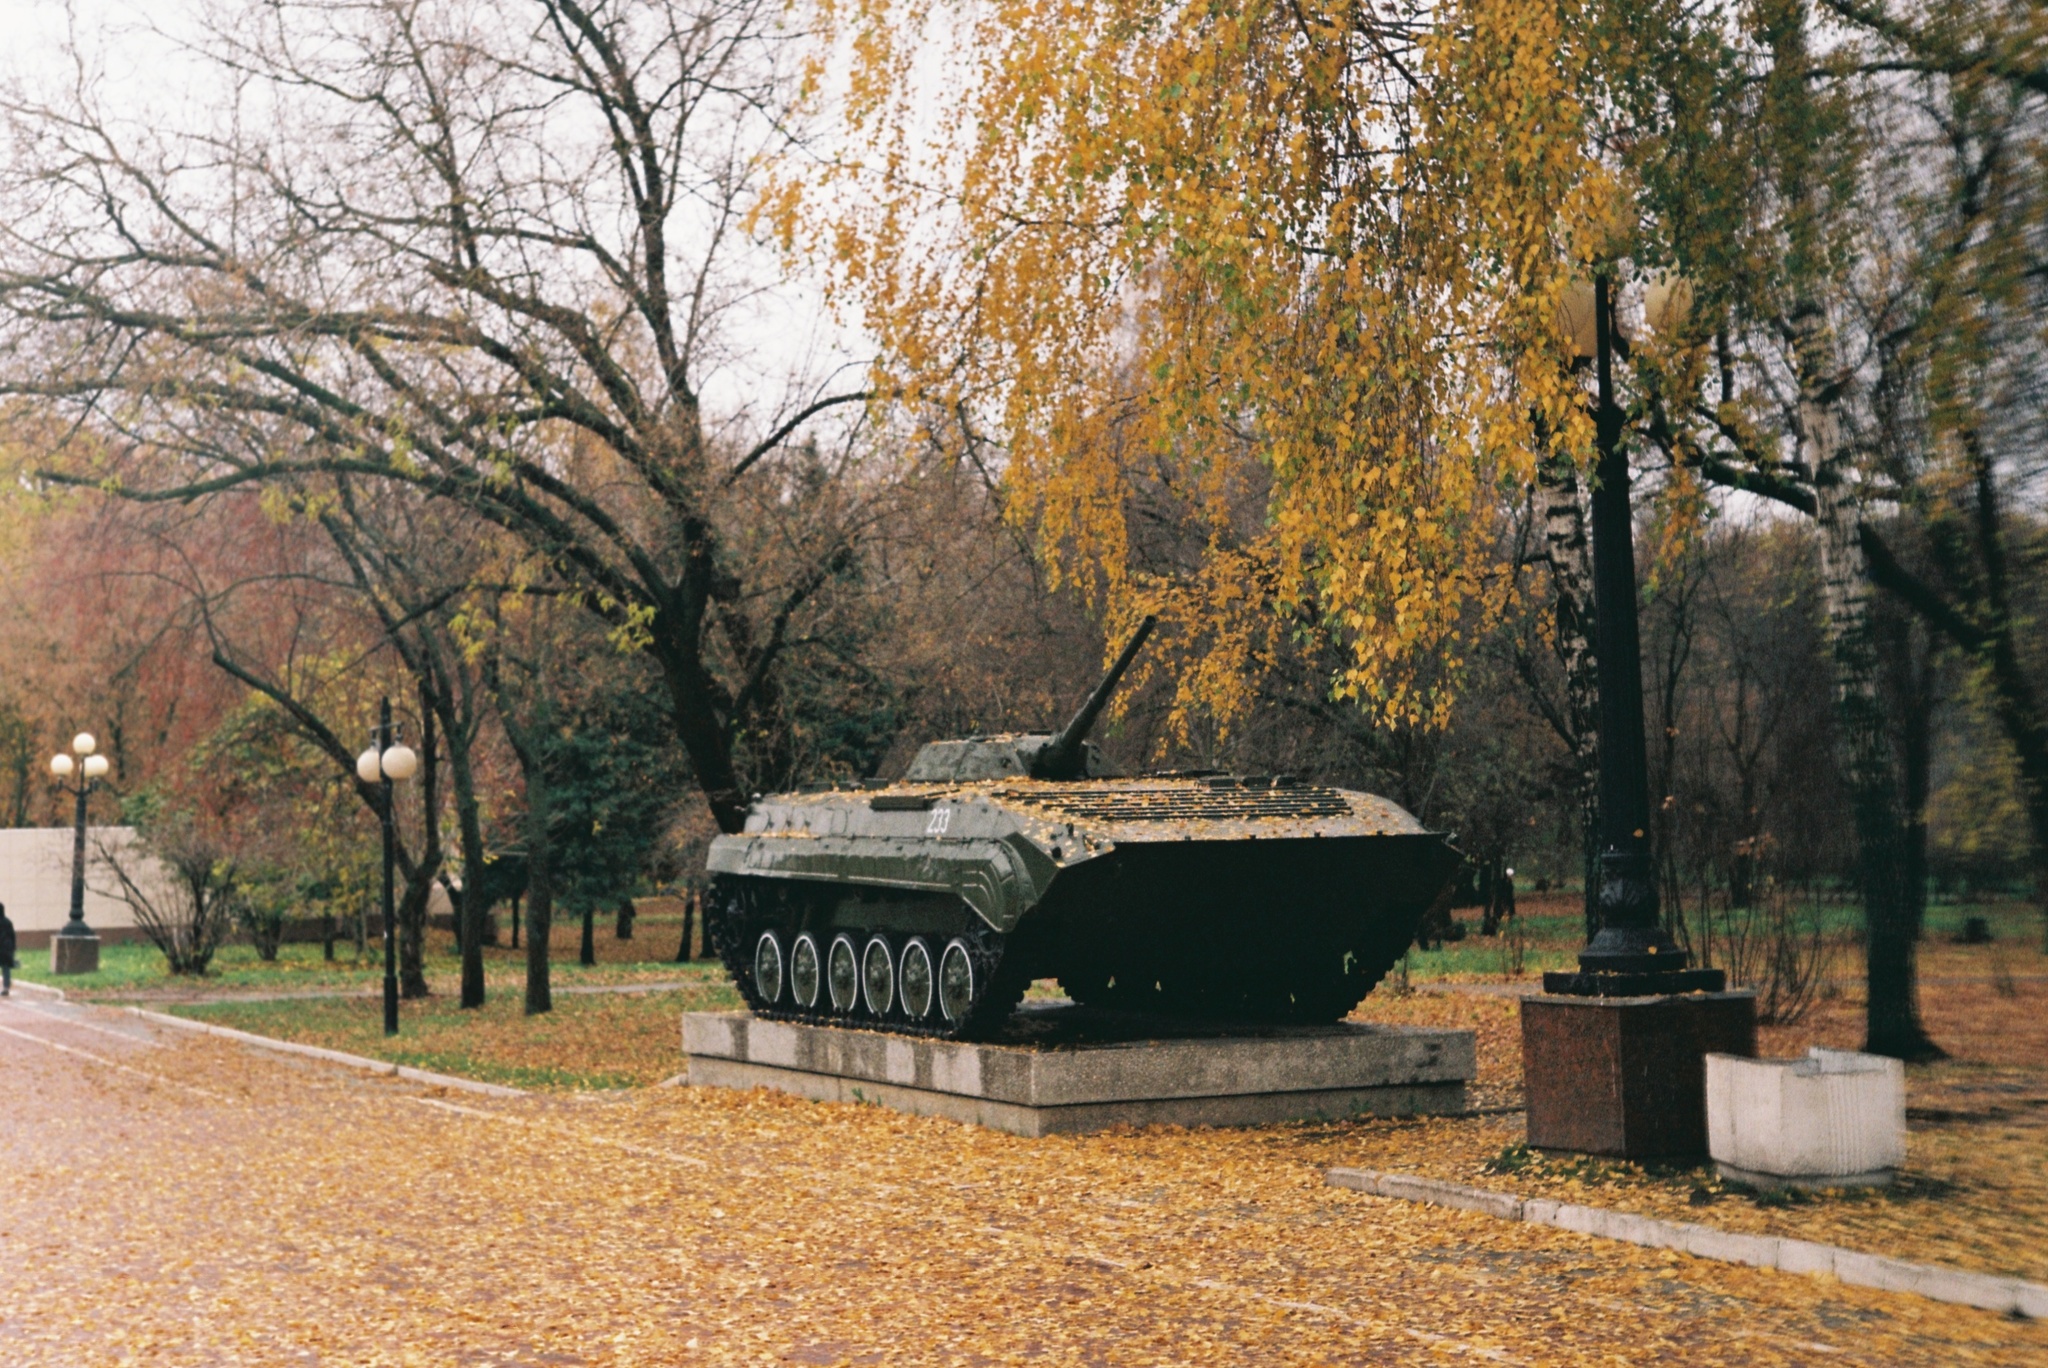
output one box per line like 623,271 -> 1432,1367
1519,271 -> 1750,1162
1545,274 -> 1722,996
47,732 -> 110,974
357,699 -> 418,1036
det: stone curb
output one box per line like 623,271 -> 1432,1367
1327,1167 -> 2045,1319
127,1007 -> 525,1099
11,980 -> 67,1001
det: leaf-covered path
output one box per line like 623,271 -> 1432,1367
0,998 -> 2041,1366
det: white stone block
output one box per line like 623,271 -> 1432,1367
2015,1281 -> 2048,1320
749,1020 -> 798,1069
1906,1268 -> 2025,1314
1548,1204 -> 1610,1239
1682,1223 -> 1781,1268
926,1044 -> 982,1097
1628,1217 -> 1688,1253
681,1013 -> 735,1058
1377,1175 -> 1523,1220
1706,1048 -> 1905,1182
1776,1240 -> 1837,1277
1600,1211 -> 1671,1250
1834,1249 -> 1942,1299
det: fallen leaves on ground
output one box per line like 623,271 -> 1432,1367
1349,928 -> 2048,1287
1,1013 -> 2043,1367
36,896 -> 2044,1360
168,968 -> 741,1088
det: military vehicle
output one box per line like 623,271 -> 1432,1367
705,619 -> 1462,1039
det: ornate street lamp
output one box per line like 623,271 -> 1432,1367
1520,271 -> 1751,1162
48,733 -> 111,974
357,699 -> 418,1036
1549,273 -> 1720,992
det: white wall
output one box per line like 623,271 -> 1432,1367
0,827 -> 160,935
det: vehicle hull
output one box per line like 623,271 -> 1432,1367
708,789 -> 1460,1038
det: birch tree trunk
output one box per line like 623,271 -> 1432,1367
1762,0 -> 1937,1059
1539,453 -> 1603,940
1794,309 -> 1938,1058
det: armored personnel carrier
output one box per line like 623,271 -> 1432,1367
705,620 -> 1462,1039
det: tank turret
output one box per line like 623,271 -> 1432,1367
706,618 -> 1460,1039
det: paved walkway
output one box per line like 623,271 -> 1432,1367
0,996 -> 2042,1365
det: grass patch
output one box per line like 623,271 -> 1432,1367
20,917 -> 718,1001
1403,909 -> 1582,981
168,972 -> 743,1090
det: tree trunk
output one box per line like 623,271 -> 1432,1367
1890,615 -> 1933,942
1760,0 -> 1936,1059
652,632 -> 753,835
1957,435 -> 2048,953
1538,448 -> 1603,940
449,733 -> 489,1009
1798,314 -> 1938,1060
616,897 -> 635,940
580,906 -> 596,966
494,668 -> 554,1016
397,876 -> 433,999
1481,859 -> 1517,936
523,783 -> 553,1017
398,689 -> 441,999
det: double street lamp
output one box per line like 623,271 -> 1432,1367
1550,271 -> 1720,993
1519,269 -> 1751,1162
48,733 -> 110,974
356,699 -> 418,1035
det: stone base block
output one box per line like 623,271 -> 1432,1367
1707,1048 -> 1905,1184
683,1005 -> 1475,1138
49,933 -> 100,975
1521,990 -> 1756,1160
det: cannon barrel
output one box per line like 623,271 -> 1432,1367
1031,615 -> 1157,780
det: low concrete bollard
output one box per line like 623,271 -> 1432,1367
1706,1047 -> 1905,1189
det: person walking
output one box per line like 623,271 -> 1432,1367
0,902 -> 16,996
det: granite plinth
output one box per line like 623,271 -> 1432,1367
1521,990 -> 1756,1159
50,932 -> 100,975
683,1004 -> 1475,1137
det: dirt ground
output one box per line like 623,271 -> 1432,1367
1,992 -> 2043,1366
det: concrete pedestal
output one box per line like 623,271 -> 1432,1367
1521,990 -> 1756,1160
1707,1048 -> 1905,1189
50,932 -> 100,975
683,1004 -> 1475,1137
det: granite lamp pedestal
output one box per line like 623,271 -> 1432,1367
1521,990 -> 1756,1160
50,930 -> 100,975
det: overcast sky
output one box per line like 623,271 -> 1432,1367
0,0 -> 868,444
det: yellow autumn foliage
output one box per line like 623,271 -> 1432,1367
809,0 -> 1628,733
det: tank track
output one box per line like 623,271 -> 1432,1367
706,874 -> 1031,1041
